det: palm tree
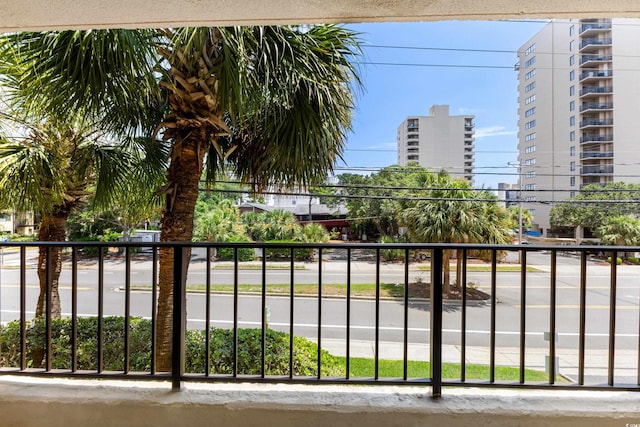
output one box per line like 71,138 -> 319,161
401,172 -> 511,293
0,114 -> 152,319
0,26 -> 361,370
596,215 -> 640,259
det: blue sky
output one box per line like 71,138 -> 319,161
338,20 -> 549,189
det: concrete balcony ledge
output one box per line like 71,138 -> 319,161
1,375 -> 639,427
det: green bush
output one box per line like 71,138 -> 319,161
216,235 -> 256,262
627,256 -> 639,264
264,240 -> 314,261
0,317 -> 343,376
379,235 -> 404,262
607,256 -> 623,265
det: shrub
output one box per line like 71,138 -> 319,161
379,235 -> 404,262
264,240 -> 314,261
627,256 -> 639,264
216,234 -> 256,262
0,317 -> 343,377
607,256 -> 623,265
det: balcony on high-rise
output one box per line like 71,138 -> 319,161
579,102 -> 613,113
579,69 -> 613,82
579,86 -> 613,97
579,118 -> 613,129
579,21 -> 612,35
580,164 -> 613,175
579,37 -> 612,52
579,55 -> 612,66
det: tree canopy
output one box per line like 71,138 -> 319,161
550,182 -> 640,230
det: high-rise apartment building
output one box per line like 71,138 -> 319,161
397,105 -> 475,183
517,19 -> 640,236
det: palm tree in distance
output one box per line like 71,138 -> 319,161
0,114 -> 158,319
402,171 -> 511,293
0,26 -> 361,370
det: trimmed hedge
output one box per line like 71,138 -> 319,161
0,317 -> 343,376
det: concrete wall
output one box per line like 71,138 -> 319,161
5,1 -> 640,32
1,376 -> 640,427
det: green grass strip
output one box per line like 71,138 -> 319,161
342,357 -> 565,382
417,264 -> 541,272
213,263 -> 307,270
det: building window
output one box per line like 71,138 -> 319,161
570,161 -> 576,171
570,70 -> 575,81
525,133 -> 536,142
569,85 -> 575,96
570,176 -> 576,187
570,145 -> 576,155
525,43 -> 536,56
570,25 -> 575,36
525,120 -> 536,130
525,94 -> 536,104
524,158 -> 536,166
525,56 -> 536,68
570,132 -> 575,143
525,107 -> 536,117
524,171 -> 536,179
569,55 -> 575,66
525,69 -> 536,80
525,184 -> 536,191
525,196 -> 537,202
569,40 -> 575,51
525,145 -> 536,154
525,82 -> 536,92
570,191 -> 576,198
570,101 -> 575,111
529,209 -> 536,216
570,116 -> 575,126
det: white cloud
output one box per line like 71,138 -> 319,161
366,142 -> 397,150
474,126 -> 517,139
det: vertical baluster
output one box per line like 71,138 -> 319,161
430,248 -> 443,397
71,247 -> 78,372
45,246 -> 52,371
403,248 -> 409,381
98,247 -> 104,373
490,250 -> 497,383
261,248 -> 267,378
233,247 -> 238,378
519,250 -> 527,384
549,250 -> 557,385
317,247 -> 323,380
289,247 -> 294,380
20,246 -> 26,370
608,250 -> 617,386
579,251 -> 587,385
205,247 -> 211,377
461,249 -> 467,382
171,245 -> 187,391
151,246 -> 158,376
346,247 -> 352,380
375,248 -> 380,380
124,247 -> 131,374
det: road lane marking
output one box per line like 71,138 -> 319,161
0,284 -> 92,290
514,304 -> 638,310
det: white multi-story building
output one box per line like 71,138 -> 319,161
397,105 -> 475,183
517,19 -> 640,236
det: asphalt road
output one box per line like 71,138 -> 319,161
1,248 -> 638,353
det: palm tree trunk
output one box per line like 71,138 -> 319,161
443,249 -> 451,294
35,213 -> 67,319
456,249 -> 463,287
33,211 -> 67,368
156,136 -> 207,372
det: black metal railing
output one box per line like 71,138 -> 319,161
1,241 -> 639,397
